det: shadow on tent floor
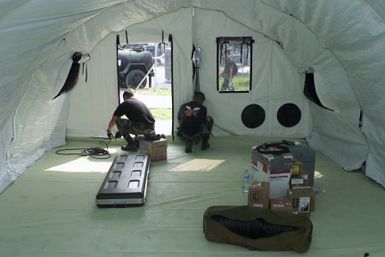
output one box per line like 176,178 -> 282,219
0,136 -> 383,257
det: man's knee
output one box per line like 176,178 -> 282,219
116,119 -> 123,129
116,118 -> 129,130
178,130 -> 200,143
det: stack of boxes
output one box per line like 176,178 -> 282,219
248,141 -> 316,216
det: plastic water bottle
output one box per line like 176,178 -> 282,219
242,166 -> 250,193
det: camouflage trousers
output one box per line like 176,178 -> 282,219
116,118 -> 155,140
178,116 -> 213,143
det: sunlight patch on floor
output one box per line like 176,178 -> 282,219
45,157 -> 112,173
170,159 -> 225,172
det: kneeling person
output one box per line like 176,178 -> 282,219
107,90 -> 156,151
177,91 -> 213,153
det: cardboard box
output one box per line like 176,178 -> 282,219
248,181 -> 269,208
290,174 -> 309,187
269,198 -> 293,212
139,138 -> 167,162
251,148 -> 293,199
252,141 -> 316,185
283,142 -> 316,186
250,163 -> 291,199
288,186 -> 315,214
291,159 -> 305,176
269,171 -> 291,199
251,147 -> 294,175
250,164 -> 269,182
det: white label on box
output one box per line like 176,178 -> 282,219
269,173 -> 291,199
251,203 -> 264,208
298,196 -> 310,213
291,178 -> 304,185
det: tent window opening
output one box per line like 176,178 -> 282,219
217,37 -> 254,93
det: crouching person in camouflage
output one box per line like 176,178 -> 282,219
177,91 -> 213,153
107,90 -> 159,151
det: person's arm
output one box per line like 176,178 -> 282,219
200,106 -> 208,123
177,104 -> 186,126
107,115 -> 119,133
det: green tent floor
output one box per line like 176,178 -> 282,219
0,136 -> 384,257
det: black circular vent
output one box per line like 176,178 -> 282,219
277,103 -> 301,127
241,104 -> 266,128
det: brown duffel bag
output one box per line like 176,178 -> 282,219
203,205 -> 313,253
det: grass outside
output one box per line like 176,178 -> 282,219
150,108 -> 172,120
134,87 -> 171,96
126,87 -> 172,120
219,74 -> 250,91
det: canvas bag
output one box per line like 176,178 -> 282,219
203,205 -> 313,253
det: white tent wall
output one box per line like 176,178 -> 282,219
66,8 -> 194,138
193,7 -> 311,137
193,2 -> 368,171
0,35 -> 74,192
66,34 -> 118,138
262,0 -> 385,186
0,0 -> 192,192
1,0 -> 385,192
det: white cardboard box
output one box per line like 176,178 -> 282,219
252,161 -> 291,199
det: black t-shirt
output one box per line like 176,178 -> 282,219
177,101 -> 207,136
113,98 -> 155,126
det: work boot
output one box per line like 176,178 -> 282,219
185,141 -> 193,153
201,142 -> 210,151
201,135 -> 210,151
145,133 -> 159,141
121,143 -> 138,152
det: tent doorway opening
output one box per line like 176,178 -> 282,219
117,41 -> 172,136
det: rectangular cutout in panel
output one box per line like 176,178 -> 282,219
110,170 -> 122,179
135,155 -> 146,161
104,181 -> 118,190
114,162 -> 125,169
131,170 -> 142,177
128,180 -> 140,189
133,162 -> 144,169
117,155 -> 128,162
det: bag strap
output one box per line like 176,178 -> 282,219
254,140 -> 294,155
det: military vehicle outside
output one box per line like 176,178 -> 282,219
117,48 -> 154,89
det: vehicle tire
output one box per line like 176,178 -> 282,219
126,69 -> 147,89
118,75 -> 128,88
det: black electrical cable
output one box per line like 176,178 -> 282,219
55,140 -> 111,159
